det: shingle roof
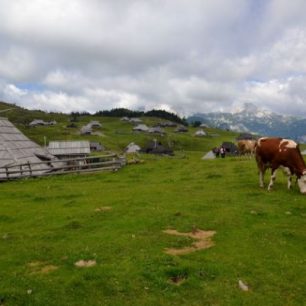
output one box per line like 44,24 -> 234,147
0,117 -> 54,178
133,124 -> 149,131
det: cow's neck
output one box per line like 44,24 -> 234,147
291,159 -> 306,178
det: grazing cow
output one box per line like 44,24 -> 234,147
255,137 -> 306,194
237,140 -> 256,157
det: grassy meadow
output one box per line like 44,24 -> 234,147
1,102 -> 306,305
1,154 -> 306,306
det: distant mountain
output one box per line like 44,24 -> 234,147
188,103 -> 306,142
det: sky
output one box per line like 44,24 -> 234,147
1,0 -> 306,117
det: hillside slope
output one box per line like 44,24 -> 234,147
0,101 -> 237,153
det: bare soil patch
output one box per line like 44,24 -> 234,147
27,261 -> 58,274
40,265 -> 58,274
74,259 -> 96,268
163,228 -> 216,255
168,275 -> 187,286
94,206 -> 112,212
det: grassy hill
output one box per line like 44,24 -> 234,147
0,101 -> 238,153
1,101 -> 306,305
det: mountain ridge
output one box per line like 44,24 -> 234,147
188,103 -> 306,142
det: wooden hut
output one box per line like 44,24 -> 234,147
125,142 -> 141,154
80,125 -> 92,135
129,118 -> 142,124
148,126 -> 165,135
48,141 -> 90,159
0,117 -> 55,179
133,124 -> 149,132
194,129 -> 206,137
29,119 -> 57,127
87,120 -> 102,128
175,125 -> 188,133
141,140 -> 173,155
90,142 -> 104,152
29,119 -> 47,126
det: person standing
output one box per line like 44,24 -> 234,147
220,146 -> 226,158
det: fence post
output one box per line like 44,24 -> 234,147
27,161 -> 32,176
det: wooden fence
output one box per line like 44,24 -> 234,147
0,154 -> 126,182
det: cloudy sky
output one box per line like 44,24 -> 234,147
1,0 -> 306,117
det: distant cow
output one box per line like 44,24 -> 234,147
237,140 -> 256,157
255,137 -> 306,194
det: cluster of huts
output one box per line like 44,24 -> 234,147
0,117 -> 113,180
124,117 -> 208,137
0,114 -> 215,180
29,119 -> 57,126
124,140 -> 173,155
132,123 -> 206,136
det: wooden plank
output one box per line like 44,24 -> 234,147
0,165 -> 121,181
0,155 -> 126,181
2,159 -> 124,175
2,154 -> 119,169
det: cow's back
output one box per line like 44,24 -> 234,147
238,140 -> 256,155
255,137 -> 282,162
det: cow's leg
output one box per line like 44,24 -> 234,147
268,168 -> 277,191
256,158 -> 266,188
259,168 -> 265,188
281,167 -> 292,189
287,175 -> 292,189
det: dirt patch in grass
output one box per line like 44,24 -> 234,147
95,206 -> 112,212
74,259 -> 96,268
163,228 -> 216,255
28,261 -> 44,267
27,261 -> 58,274
40,265 -> 58,274
168,275 -> 187,286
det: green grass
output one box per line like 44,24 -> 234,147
1,102 -> 306,305
0,153 -> 306,306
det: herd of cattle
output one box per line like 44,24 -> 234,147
236,138 -> 306,194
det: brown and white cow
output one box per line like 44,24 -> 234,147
255,137 -> 306,194
237,140 -> 256,157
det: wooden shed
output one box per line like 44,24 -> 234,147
195,129 -> 206,137
48,141 -> 90,159
29,119 -> 57,127
133,124 -> 149,132
175,125 -> 188,133
87,120 -> 102,128
90,142 -> 104,152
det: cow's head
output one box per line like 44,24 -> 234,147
297,171 -> 306,194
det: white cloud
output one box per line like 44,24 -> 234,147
2,83 -> 27,100
0,1 -> 306,117
0,47 -> 36,81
